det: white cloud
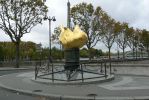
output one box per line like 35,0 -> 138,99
0,0 -> 149,51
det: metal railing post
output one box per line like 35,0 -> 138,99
104,62 -> 107,78
81,64 -> 84,82
52,64 -> 54,82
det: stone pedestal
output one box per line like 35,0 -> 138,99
64,48 -> 79,71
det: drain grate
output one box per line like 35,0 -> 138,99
33,89 -> 42,92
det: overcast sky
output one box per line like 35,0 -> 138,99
0,0 -> 149,52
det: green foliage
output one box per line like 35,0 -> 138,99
51,47 -> 63,60
116,23 -> 129,59
0,41 -> 110,61
71,3 -> 108,60
20,41 -> 36,60
40,47 -> 49,60
0,42 -> 15,61
141,29 -> 149,48
0,0 -> 48,43
0,45 -> 4,61
90,48 -> 103,58
0,41 -> 37,61
80,47 -> 103,58
80,48 -> 89,58
0,0 -> 48,67
52,27 -> 61,44
71,3 -> 104,49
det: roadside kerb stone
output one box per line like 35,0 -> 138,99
32,75 -> 115,85
1,81 -> 149,100
1,66 -> 149,100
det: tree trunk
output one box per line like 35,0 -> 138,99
141,49 -> 143,59
108,47 -> 112,74
136,47 -> 138,59
60,43 -> 63,59
122,47 -> 125,59
15,42 -> 20,68
147,45 -> 149,58
133,47 -> 135,59
117,50 -> 120,59
89,48 -> 92,62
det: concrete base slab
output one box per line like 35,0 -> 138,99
1,71 -> 149,100
33,72 -> 114,85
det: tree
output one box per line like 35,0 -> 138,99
0,45 -> 4,61
116,23 -> 129,59
101,14 -> 116,60
80,48 -> 89,58
127,27 -> 135,58
51,46 -> 63,60
0,42 -> 15,61
20,41 -> 36,60
52,26 -> 64,59
140,29 -> 149,58
100,13 -> 117,73
52,27 -> 62,50
71,3 -> 104,60
134,29 -> 142,59
89,48 -> 103,59
0,0 -> 47,67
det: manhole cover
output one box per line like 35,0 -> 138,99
33,90 -> 42,92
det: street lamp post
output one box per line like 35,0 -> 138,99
67,0 -> 70,28
43,16 -> 56,82
43,0 -> 56,82
44,16 -> 56,60
42,0 -> 56,59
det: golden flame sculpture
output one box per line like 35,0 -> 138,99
59,25 -> 88,49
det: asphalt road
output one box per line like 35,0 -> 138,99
0,69 -> 47,100
2,68 -> 149,100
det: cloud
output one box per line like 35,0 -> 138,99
0,0 -> 149,51
0,31 -> 10,41
95,0 -> 149,30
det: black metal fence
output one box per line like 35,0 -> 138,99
0,58 -> 149,67
34,59 -> 115,82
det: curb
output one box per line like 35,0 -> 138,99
31,75 -> 115,85
1,72 -> 149,100
1,82 -> 149,100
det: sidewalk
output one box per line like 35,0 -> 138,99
1,71 -> 149,100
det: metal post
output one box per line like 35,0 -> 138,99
51,64 -> 54,82
81,64 -> 84,82
48,18 -> 54,82
60,96 -> 62,100
49,19 -> 52,57
141,48 -> 143,59
100,62 -> 103,73
43,16 -> 56,82
104,62 -> 107,78
67,0 -> 70,28
118,50 -> 120,60
35,64 -> 37,80
42,0 -> 56,82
